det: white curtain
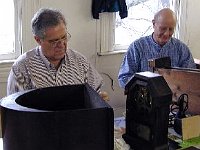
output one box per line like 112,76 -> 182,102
170,0 -> 181,39
178,0 -> 188,43
13,0 -> 23,57
21,0 -> 41,53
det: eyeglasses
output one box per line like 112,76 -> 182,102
46,32 -> 71,48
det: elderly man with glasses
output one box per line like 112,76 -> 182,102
7,8 -> 108,100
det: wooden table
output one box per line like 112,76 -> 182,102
157,68 -> 200,114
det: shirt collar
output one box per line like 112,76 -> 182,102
150,33 -> 174,48
38,46 -> 66,70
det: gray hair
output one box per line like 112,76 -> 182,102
31,8 -> 66,39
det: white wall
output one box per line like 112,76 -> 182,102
0,62 -> 13,99
1,0 -> 200,117
179,0 -> 200,58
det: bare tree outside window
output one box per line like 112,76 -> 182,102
115,0 -> 171,47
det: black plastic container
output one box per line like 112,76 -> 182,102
0,84 -> 114,150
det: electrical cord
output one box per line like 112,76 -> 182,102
100,72 -> 115,91
169,93 -> 189,128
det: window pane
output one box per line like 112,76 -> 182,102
115,0 -> 171,47
0,0 -> 15,55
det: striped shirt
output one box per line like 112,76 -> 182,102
7,46 -> 103,95
118,34 -> 196,88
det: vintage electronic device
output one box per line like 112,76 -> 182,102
148,56 -> 171,69
123,71 -> 172,150
0,83 -> 114,150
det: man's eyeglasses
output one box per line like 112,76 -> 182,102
47,32 -> 71,48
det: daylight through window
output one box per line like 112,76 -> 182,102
0,0 -> 22,61
0,1 -> 15,55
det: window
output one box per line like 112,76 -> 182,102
98,0 -> 180,55
0,0 -> 22,61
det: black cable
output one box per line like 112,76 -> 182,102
100,72 -> 114,91
169,93 -> 189,128
176,93 -> 188,118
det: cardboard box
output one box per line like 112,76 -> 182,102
182,115 -> 200,140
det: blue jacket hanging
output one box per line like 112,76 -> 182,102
92,0 -> 128,19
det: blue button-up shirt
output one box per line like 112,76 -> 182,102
118,34 -> 196,88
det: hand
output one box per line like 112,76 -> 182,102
99,91 -> 109,101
